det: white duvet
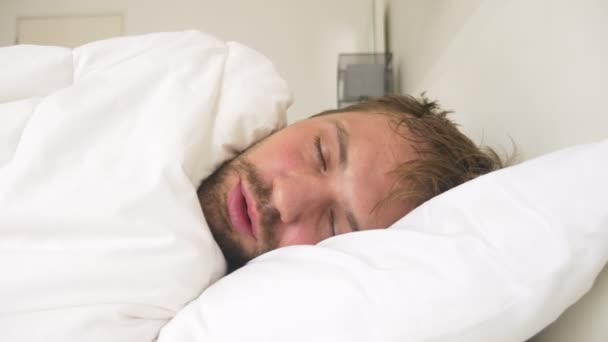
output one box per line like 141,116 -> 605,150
0,31 -> 291,341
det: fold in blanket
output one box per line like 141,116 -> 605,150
0,31 -> 291,342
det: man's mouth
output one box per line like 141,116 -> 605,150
227,180 -> 256,239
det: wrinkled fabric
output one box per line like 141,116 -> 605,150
159,140 -> 608,342
0,31 -> 291,342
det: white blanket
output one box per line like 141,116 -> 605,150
0,31 -> 291,341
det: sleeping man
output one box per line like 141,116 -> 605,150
0,31 -> 503,341
198,94 -> 504,272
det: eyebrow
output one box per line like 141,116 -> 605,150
333,120 -> 349,169
331,119 -> 360,233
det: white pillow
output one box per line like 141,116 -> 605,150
159,139 -> 608,342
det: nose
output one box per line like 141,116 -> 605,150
272,171 -> 329,224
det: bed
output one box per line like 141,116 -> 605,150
1,1 -> 607,340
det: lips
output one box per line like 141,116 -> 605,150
227,181 -> 256,238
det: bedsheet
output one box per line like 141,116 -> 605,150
0,31 -> 291,341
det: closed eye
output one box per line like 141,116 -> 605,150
314,136 -> 335,236
329,210 -> 336,236
314,136 -> 327,171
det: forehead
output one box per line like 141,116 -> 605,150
314,111 -> 419,228
312,111 -> 411,157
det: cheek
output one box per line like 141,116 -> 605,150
343,170 -> 381,216
247,141 -> 305,176
345,162 -> 411,229
277,226 -> 322,247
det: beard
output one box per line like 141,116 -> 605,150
198,156 -> 280,273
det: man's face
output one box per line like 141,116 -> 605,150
199,112 -> 418,271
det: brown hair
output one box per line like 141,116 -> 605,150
314,94 -> 507,209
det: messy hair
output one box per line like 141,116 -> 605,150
314,94 -> 507,209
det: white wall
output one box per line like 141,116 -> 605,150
389,0 -> 608,160
0,0 -> 378,122
386,0 -> 484,94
